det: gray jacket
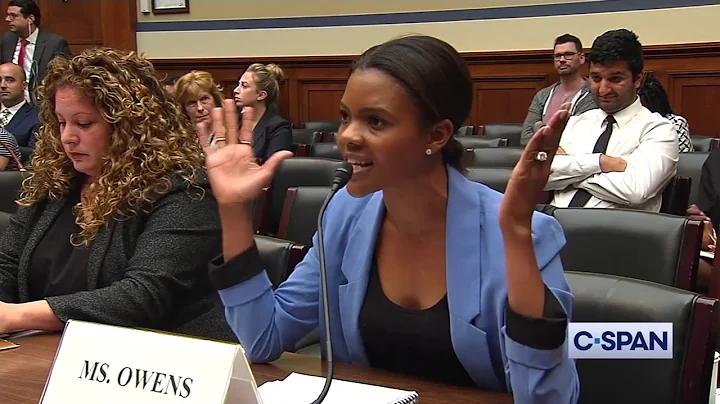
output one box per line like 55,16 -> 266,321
520,80 -> 597,145
0,173 -> 236,342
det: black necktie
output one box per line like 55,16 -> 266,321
567,115 -> 616,207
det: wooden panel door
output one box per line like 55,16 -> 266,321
1,0 -> 136,53
36,0 -> 102,52
669,72 -> 720,137
471,76 -> 549,125
298,79 -> 346,122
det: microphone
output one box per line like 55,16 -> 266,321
312,165 -> 352,404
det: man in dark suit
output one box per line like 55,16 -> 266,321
0,62 -> 39,148
1,0 -> 71,103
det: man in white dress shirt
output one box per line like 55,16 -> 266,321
545,29 -> 678,212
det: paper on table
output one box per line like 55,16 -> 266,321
258,373 -> 417,404
0,339 -> 19,351
701,250 -> 715,260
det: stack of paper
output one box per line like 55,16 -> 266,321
258,373 -> 418,404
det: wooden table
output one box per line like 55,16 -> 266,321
0,334 -> 513,404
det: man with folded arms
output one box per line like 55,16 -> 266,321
545,29 -> 678,212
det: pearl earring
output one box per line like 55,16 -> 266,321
425,148 -> 432,155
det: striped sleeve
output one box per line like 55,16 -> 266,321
0,128 -> 21,171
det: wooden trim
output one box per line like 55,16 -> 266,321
682,296 -> 719,402
677,220 -> 702,291
294,143 -> 310,157
150,42 -> 720,67
151,41 -> 720,136
277,187 -> 298,240
101,0 -> 138,51
287,244 -> 309,277
708,249 -> 720,299
253,187 -> 269,234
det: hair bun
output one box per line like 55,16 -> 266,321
265,63 -> 286,82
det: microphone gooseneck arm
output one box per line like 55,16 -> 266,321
311,166 -> 352,404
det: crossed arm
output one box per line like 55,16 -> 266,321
546,122 -> 678,206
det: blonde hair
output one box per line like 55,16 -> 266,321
174,71 -> 224,114
246,63 -> 285,106
18,48 -> 206,246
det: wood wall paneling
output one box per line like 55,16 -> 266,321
152,42 -> 720,136
472,75 -> 550,125
669,72 -> 720,137
1,0 -> 136,54
37,0 -> 102,52
100,0 -> 138,52
298,80 -> 346,123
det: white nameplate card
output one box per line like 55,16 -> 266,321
40,320 -> 262,404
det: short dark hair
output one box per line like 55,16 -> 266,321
163,76 -> 179,86
589,29 -> 643,79
638,72 -> 674,116
554,34 -> 583,53
8,0 -> 41,27
350,35 -> 472,172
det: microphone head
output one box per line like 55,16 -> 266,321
332,165 -> 352,188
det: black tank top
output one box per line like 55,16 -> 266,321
27,189 -> 91,300
358,259 -> 476,387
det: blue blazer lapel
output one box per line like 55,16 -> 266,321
337,192 -> 384,366
445,168 -> 503,390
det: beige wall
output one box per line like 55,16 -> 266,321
137,3 -> 720,58
138,0 -> 581,21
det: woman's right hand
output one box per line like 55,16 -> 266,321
197,99 -> 293,206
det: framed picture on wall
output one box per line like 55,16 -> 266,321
152,0 -> 190,14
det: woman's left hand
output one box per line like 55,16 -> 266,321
499,105 -> 570,231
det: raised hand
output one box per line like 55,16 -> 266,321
198,99 -> 293,206
500,105 -> 570,229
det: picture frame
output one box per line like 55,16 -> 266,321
151,0 -> 190,14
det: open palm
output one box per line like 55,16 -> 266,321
500,105 -> 570,227
198,100 -> 293,205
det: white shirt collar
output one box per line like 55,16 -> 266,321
2,100 -> 25,115
600,96 -> 643,128
24,28 -> 39,45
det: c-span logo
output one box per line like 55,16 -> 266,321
568,322 -> 673,359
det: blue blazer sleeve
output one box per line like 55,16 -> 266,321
501,214 -> 579,403
217,237 -> 321,363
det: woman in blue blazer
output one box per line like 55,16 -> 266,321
200,35 -> 579,403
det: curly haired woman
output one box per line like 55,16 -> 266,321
0,48 -> 236,341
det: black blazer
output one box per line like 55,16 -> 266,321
5,102 -> 39,148
252,108 -> 293,163
0,173 -> 236,342
0,30 -> 71,98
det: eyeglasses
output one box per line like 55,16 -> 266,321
186,96 -> 213,111
553,52 -> 580,61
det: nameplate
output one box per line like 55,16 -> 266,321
40,320 -> 262,404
